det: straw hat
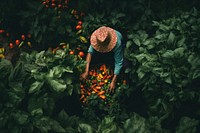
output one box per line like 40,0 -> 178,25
90,26 -> 117,53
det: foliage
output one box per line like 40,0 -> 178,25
82,11 -> 127,37
20,44 -> 85,94
0,45 -> 86,133
175,117 -> 199,133
0,0 -> 89,51
78,0 -> 200,36
124,7 -> 200,129
1,0 -> 200,132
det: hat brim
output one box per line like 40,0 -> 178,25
90,26 -> 117,53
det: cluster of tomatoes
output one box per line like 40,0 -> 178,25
70,9 -> 85,31
80,64 -> 115,109
0,28 -> 32,49
41,0 -> 70,9
9,34 -> 32,49
69,50 -> 85,58
50,43 -> 85,58
75,20 -> 83,30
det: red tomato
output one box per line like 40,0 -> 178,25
0,30 -> 5,34
78,21 -> 83,25
51,3 -> 56,8
76,25 -> 82,30
69,51 -> 74,55
9,43 -> 14,48
79,51 -> 84,57
58,4 -> 62,8
21,35 -> 25,40
15,40 -> 20,45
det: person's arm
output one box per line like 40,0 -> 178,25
80,45 -> 94,79
81,53 -> 92,79
109,36 -> 123,93
108,74 -> 117,93
85,53 -> 92,73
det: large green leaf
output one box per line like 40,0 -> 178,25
159,23 -> 170,31
50,119 -> 66,133
161,50 -> 174,58
97,116 -> 121,133
175,117 -> 199,133
78,123 -> 94,133
31,108 -> 43,116
29,81 -> 44,94
46,78 -> 66,92
167,32 -> 175,44
35,51 -> 47,67
34,117 -> 51,133
174,47 -> 185,57
8,62 -> 26,82
28,94 -> 55,115
0,59 -> 12,79
13,111 -> 29,125
58,110 -> 69,123
47,66 -> 64,78
192,69 -> 200,79
163,76 -> 172,84
123,113 -> 146,133
133,38 -> 141,46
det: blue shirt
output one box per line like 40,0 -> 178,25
88,30 -> 123,75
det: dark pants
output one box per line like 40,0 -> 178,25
89,43 -> 129,73
90,51 -> 114,70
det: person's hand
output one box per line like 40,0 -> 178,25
108,81 -> 116,93
80,71 -> 88,80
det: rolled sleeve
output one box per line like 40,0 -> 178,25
88,45 -> 94,55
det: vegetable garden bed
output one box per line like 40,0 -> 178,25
0,0 -> 200,132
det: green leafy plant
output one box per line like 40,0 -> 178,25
124,8 -> 200,130
175,117 -> 199,133
17,1 -> 73,50
1,0 -> 200,132
0,44 -> 86,133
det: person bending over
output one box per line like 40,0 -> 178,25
81,26 -> 124,93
